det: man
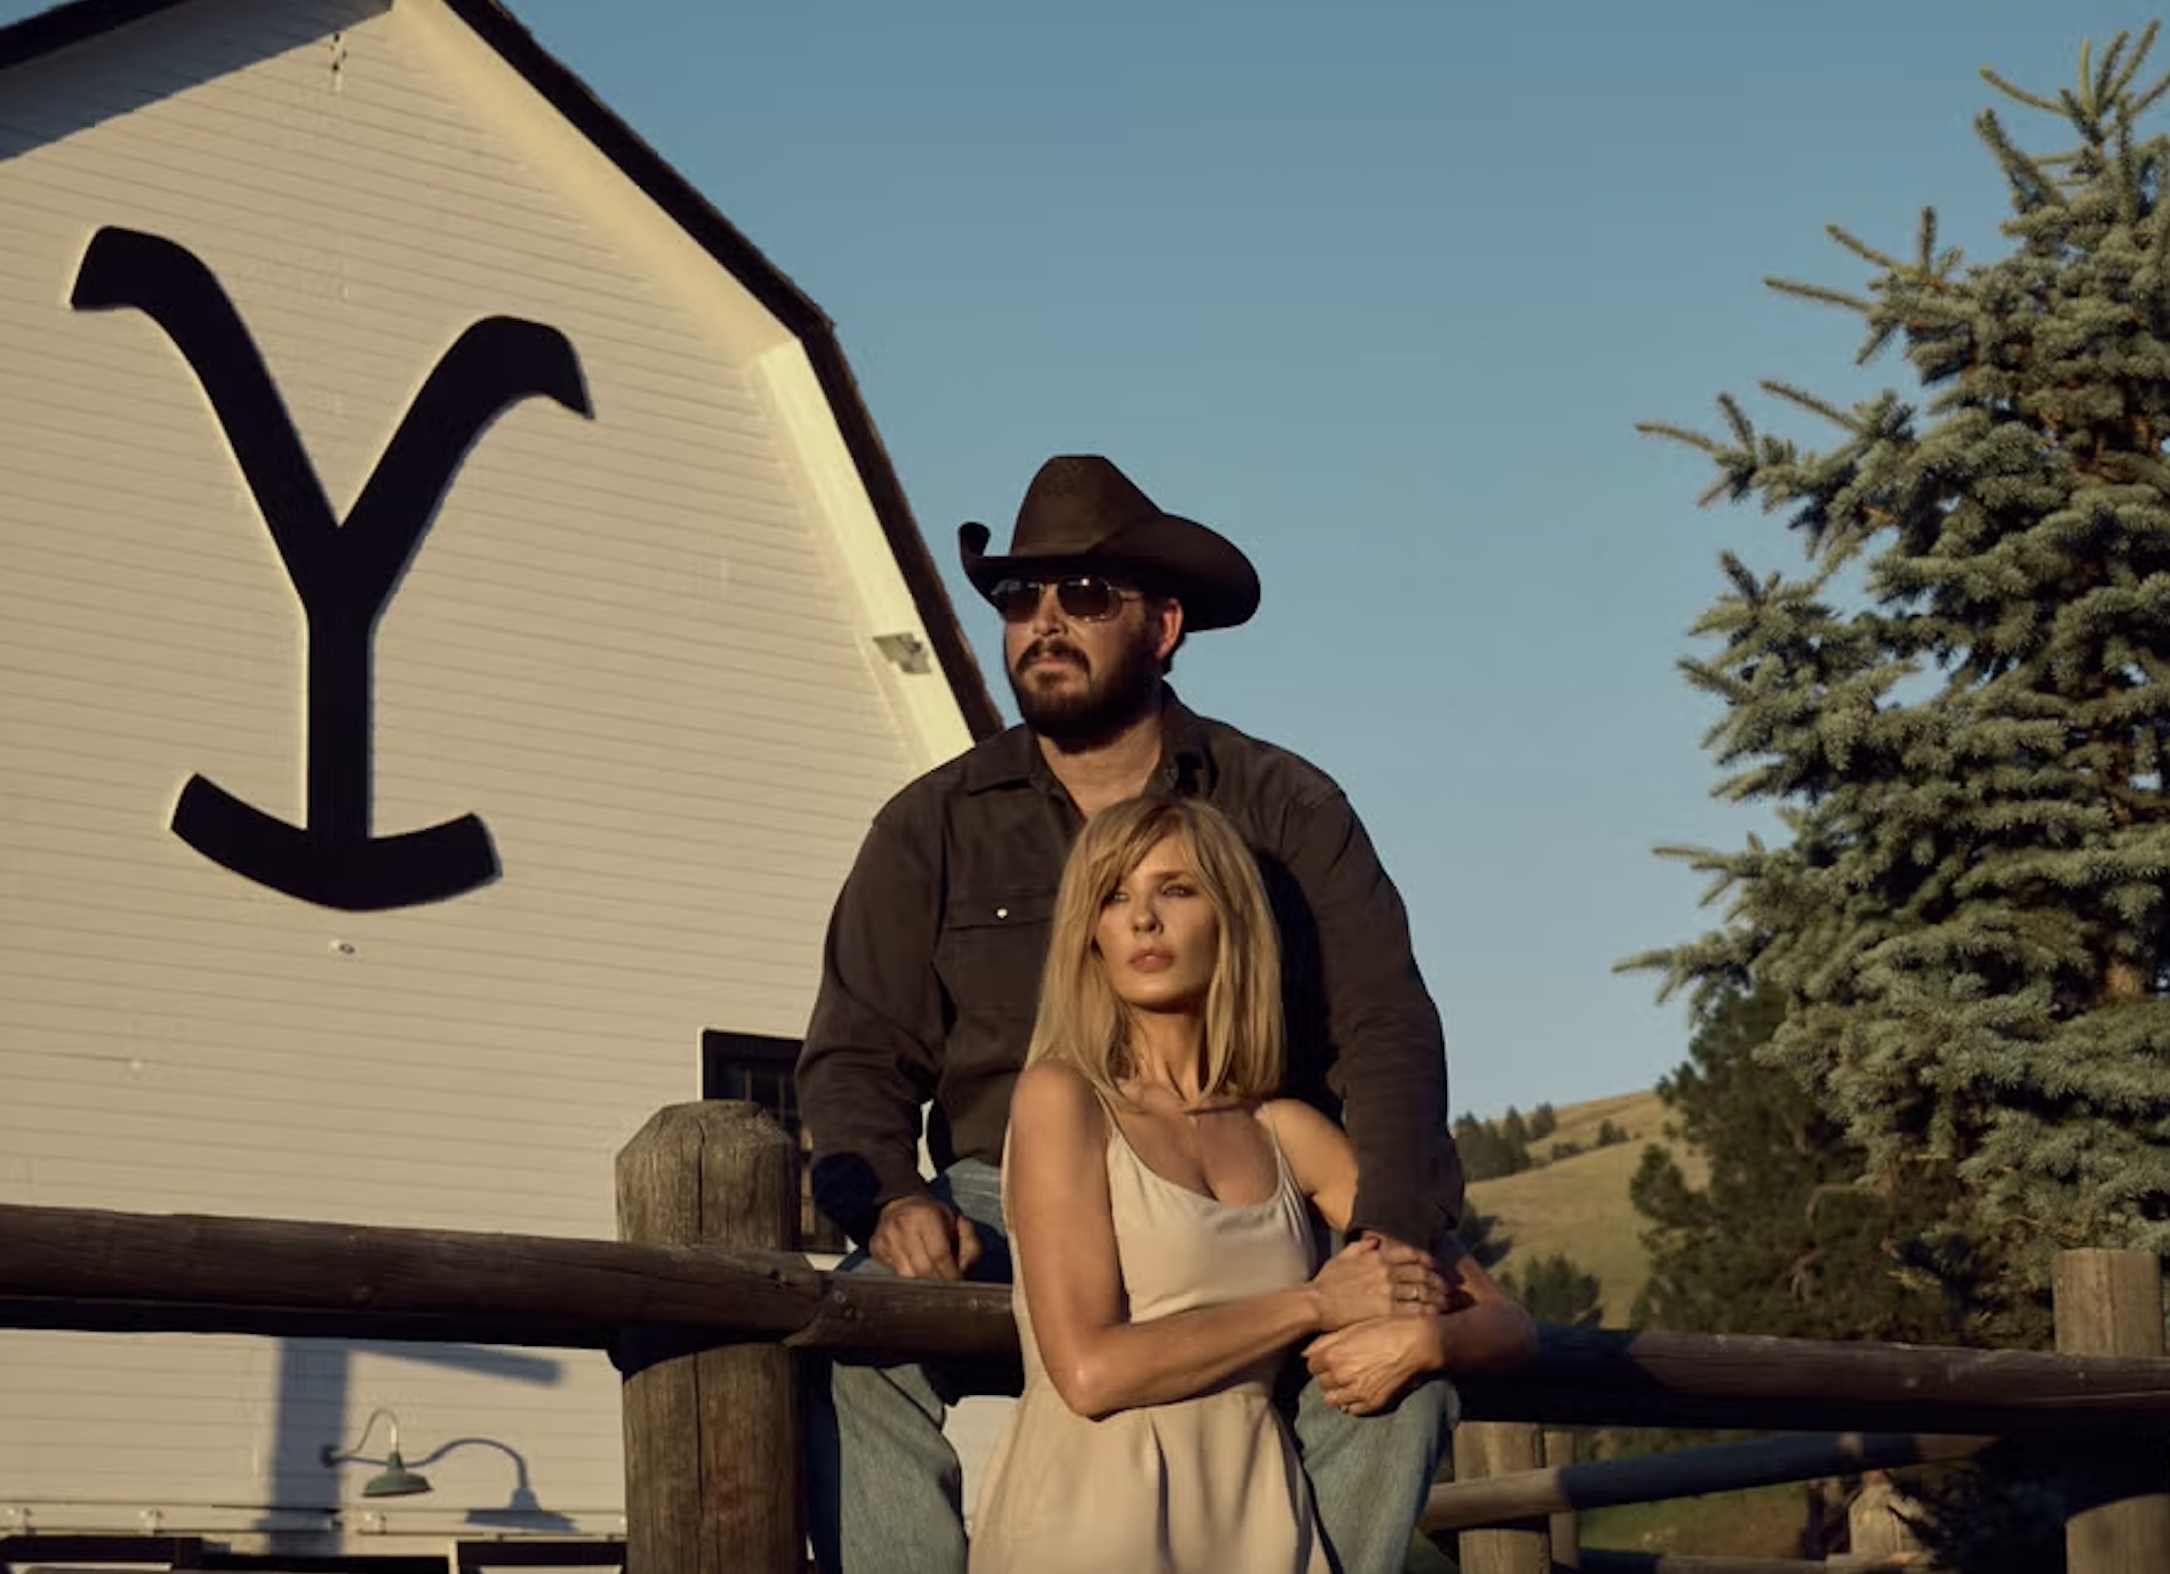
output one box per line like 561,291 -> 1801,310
798,455 -> 1467,1574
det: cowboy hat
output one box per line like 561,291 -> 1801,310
958,455 -> 1260,631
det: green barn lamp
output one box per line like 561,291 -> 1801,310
320,1406 -> 434,1498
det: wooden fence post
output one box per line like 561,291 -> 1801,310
617,1102 -> 801,1574
2055,1247 -> 2170,1574
1455,1421 -> 1551,1574
1543,1429 -> 1580,1570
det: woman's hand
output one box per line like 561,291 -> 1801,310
1308,1236 -> 1449,1331
1303,1317 -> 1445,1415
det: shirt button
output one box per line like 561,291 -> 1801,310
995,906 -> 1010,919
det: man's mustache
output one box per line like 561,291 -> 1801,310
1017,639 -> 1088,672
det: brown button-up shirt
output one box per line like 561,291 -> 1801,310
796,693 -> 1464,1250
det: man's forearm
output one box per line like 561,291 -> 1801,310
803,1116 -> 929,1244
1342,1033 -> 1458,1247
1433,1299 -> 1537,1374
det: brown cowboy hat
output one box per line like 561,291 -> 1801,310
959,455 -> 1261,631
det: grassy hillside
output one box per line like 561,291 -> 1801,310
1464,1088 -> 1704,1327
1457,1094 -> 1814,1566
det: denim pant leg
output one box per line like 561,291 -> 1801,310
804,1161 -> 1010,1574
1289,1362 -> 1458,1574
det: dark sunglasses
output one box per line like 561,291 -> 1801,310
987,576 -> 1142,624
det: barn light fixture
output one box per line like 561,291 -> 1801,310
320,1406 -> 434,1498
873,630 -> 931,674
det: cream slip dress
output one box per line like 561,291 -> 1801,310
969,1101 -> 1329,1574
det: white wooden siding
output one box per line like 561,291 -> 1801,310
0,0 -> 972,1549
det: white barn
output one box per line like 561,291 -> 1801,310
0,0 -> 999,1563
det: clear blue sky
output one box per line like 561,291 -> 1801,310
487,0 -> 2148,1121
23,0 -> 2159,1118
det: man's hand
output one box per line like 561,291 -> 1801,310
868,1195 -> 983,1280
1361,1231 -> 1454,1306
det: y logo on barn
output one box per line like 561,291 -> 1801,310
70,225 -> 591,911
0,0 -> 999,1557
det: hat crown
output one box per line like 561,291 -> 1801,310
957,453 -> 1261,632
1008,455 -> 1158,558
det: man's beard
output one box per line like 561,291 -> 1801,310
1008,627 -> 1162,749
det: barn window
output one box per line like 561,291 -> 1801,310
699,1030 -> 846,1253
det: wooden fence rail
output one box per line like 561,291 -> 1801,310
1422,1431 -> 1993,1534
1,1102 -> 2166,1573
1570,1557 -> 1938,1573
0,1198 -> 1015,1354
8,1194 -> 2170,1433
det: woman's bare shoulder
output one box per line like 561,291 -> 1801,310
1260,1097 -> 1342,1143
1012,1061 -> 1104,1132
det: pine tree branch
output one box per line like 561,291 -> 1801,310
1679,657 -> 1755,707
2058,86 -> 2105,148
1647,841 -> 1742,872
1716,550 -> 1765,600
1613,945 -> 1678,980
1976,109 -> 2071,208
2128,71 -> 2170,121
1718,393 -> 1755,448
2092,449 -> 2170,491
1636,417 -> 1762,508
1634,421 -> 1723,457
2091,35 -> 2119,109
2028,151 -> 2087,176
1855,321 -> 1902,366
1980,65 -> 2063,115
1825,224 -> 1902,272
1916,207 -> 1940,271
2117,23 -> 2165,109
2113,125 -> 2144,224
1761,379 -> 1864,433
1766,277 -> 1872,315
2091,31 -> 2169,122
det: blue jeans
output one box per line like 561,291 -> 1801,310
803,1159 -> 1456,1574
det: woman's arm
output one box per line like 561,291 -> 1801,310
1270,1099 -> 1464,1307
1008,1064 -> 1425,1420
1263,1096 -> 1362,1230
1303,1239 -> 1539,1415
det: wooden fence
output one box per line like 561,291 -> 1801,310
2,1101 -> 2167,1573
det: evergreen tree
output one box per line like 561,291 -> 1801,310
1629,28 -> 2170,1315
1452,1112 -> 1505,1182
1630,983 -> 1962,1342
1528,1103 -> 1560,1141
1454,1205 -> 1512,1270
1503,1252 -> 1604,1329
1453,1111 -> 1531,1182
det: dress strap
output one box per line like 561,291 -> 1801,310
1096,1086 -> 1147,1172
1083,1079 -> 1130,1157
1083,1078 -> 1122,1127
1259,1102 -> 1301,1199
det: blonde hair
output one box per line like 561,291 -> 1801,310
1025,797 -> 1283,1106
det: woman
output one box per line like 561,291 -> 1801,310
970,797 -> 1533,1574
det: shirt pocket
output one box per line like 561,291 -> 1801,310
935,885 -> 1056,1026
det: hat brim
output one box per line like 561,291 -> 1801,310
958,515 -> 1260,632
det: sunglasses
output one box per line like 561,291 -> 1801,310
987,576 -> 1142,624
